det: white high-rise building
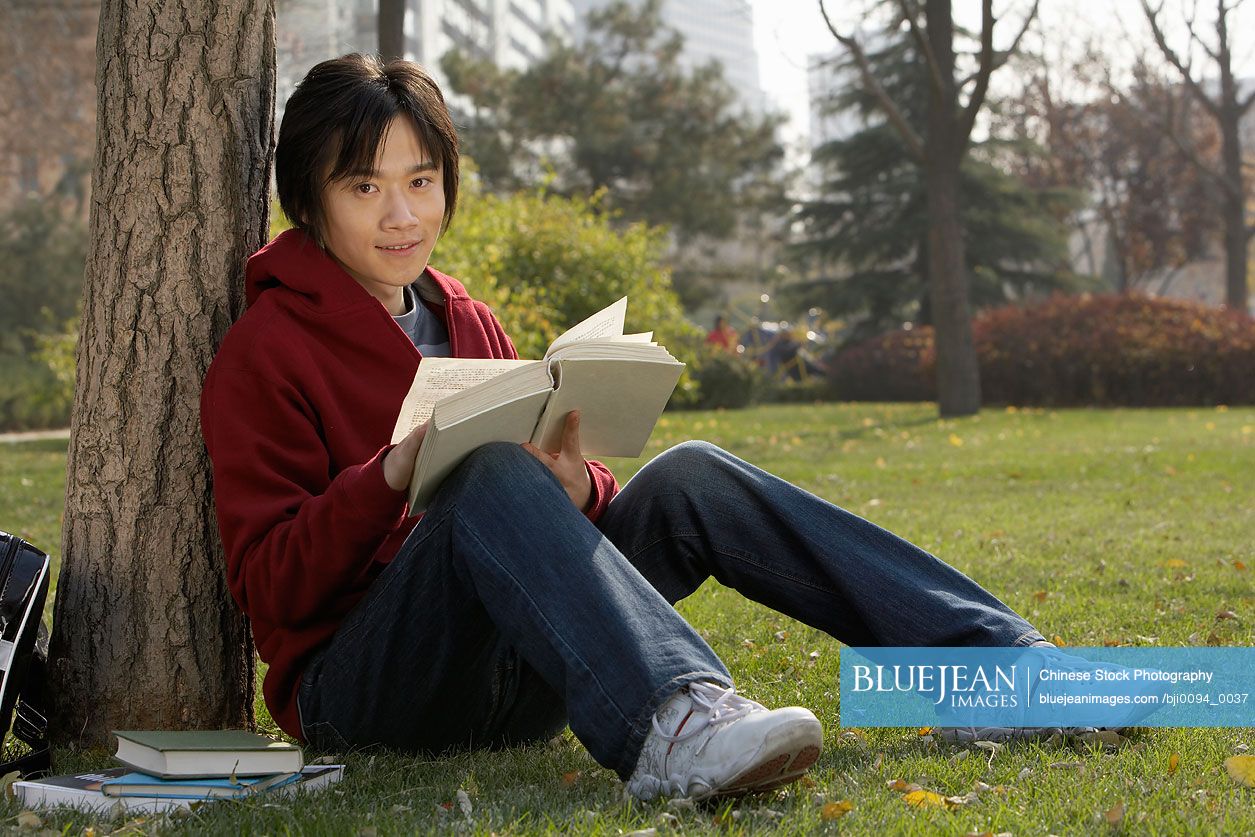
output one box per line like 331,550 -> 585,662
277,0 -> 577,117
572,0 -> 763,112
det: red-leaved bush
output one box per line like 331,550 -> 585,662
829,294 -> 1255,406
827,326 -> 936,402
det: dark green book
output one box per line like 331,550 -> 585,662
112,729 -> 304,778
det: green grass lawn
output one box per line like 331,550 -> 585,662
1,403 -> 1252,834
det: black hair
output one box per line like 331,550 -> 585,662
275,53 -> 460,241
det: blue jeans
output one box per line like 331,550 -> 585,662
296,441 -> 1045,778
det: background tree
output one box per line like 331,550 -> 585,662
49,0 -> 275,744
1139,0 -> 1253,310
1002,47 -> 1220,292
794,29 -> 1076,344
822,0 -> 1039,417
0,0 -> 97,215
378,0 -> 405,62
441,0 -> 786,244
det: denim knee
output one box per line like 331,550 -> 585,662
630,440 -> 728,492
436,441 -> 565,515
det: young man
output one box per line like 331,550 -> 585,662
201,54 -> 1067,802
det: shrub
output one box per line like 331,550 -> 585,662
828,327 -> 936,402
0,351 -> 72,431
435,175 -> 700,361
683,349 -> 766,410
764,377 -> 837,404
0,198 -> 86,339
827,294 -> 1255,406
974,294 -> 1254,406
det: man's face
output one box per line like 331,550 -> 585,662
318,115 -> 446,313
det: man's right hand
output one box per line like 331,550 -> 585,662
383,420 -> 429,492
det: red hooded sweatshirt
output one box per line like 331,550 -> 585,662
200,229 -> 619,740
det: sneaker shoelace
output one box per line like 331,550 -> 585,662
652,681 -> 759,744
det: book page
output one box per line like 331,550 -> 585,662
391,358 -> 534,443
544,297 -> 628,356
531,356 -> 684,456
408,388 -> 552,511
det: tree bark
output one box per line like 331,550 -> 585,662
49,0 -> 275,745
378,0 -> 406,62
1215,2 -> 1249,311
925,0 -> 980,416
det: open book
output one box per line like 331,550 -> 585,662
391,297 -> 684,512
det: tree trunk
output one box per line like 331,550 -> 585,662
1214,0 -> 1249,311
925,0 -> 980,417
379,0 -> 406,62
49,0 -> 275,746
926,153 -> 981,416
1220,171 -> 1248,311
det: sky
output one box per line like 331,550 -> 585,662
750,0 -> 1255,149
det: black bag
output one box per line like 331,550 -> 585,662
0,531 -> 51,777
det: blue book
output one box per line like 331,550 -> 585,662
100,769 -> 301,799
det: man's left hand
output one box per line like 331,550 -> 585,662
522,411 -> 593,512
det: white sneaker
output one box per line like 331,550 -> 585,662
936,644 -> 1162,744
625,681 -> 823,801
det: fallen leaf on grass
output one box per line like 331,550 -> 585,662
14,811 -> 41,829
886,778 -> 921,793
917,727 -> 934,736
903,789 -> 965,809
1103,801 -> 1125,826
1234,561 -> 1247,571
1164,559 -> 1188,569
0,770 -> 19,800
773,630 -> 789,642
1224,755 -> 1255,787
820,801 -> 853,820
1049,761 -> 1084,770
1052,635 -> 1066,646
838,729 -> 867,746
1078,730 -> 1128,748
561,771 -> 581,787
1168,753 -> 1180,775
1216,610 -> 1239,621
1033,590 -> 1049,602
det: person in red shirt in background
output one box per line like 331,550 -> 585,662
201,53 -> 1070,806
704,315 -> 739,352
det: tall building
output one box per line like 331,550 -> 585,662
572,0 -> 763,112
277,0 -> 577,118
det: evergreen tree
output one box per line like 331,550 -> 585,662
441,0 -> 785,243
793,28 -> 1078,344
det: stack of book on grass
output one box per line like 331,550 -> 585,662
13,729 -> 343,814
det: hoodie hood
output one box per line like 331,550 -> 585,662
246,228 -> 471,311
